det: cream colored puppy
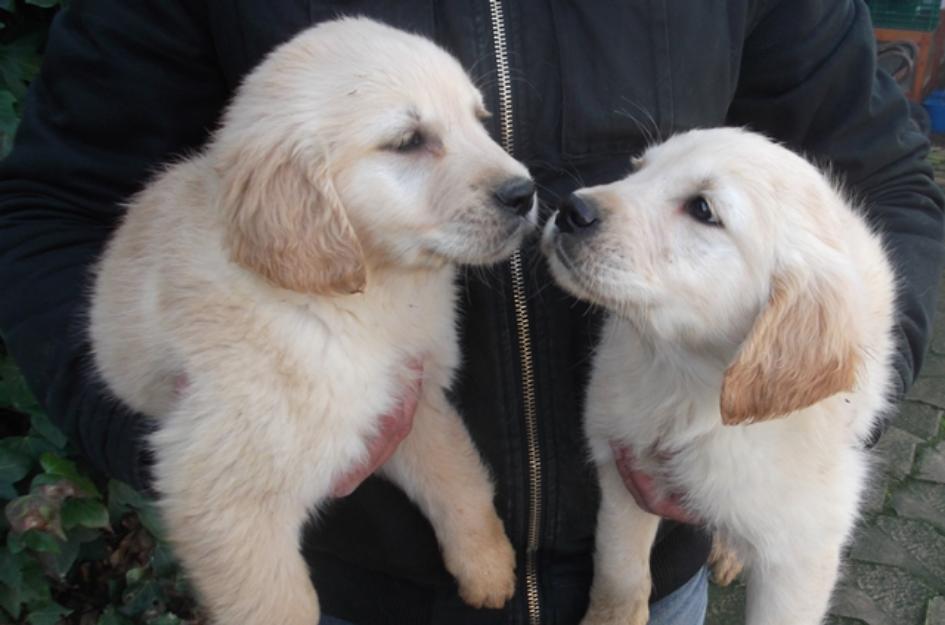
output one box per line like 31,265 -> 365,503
90,18 -> 535,625
542,128 -> 895,625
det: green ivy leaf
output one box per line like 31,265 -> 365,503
121,578 -> 162,618
28,413 -> 67,451
107,480 -> 149,512
0,356 -> 40,413
0,446 -> 31,486
24,0 -> 59,7
0,0 -> 15,13
7,531 -> 25,554
107,481 -> 161,538
25,599 -> 71,625
0,550 -> 22,594
149,542 -> 177,578
124,566 -> 146,586
134,506 -> 164,540
22,531 -> 60,554
60,499 -> 109,531
68,526 -> 102,544
10,436 -> 56,463
0,582 -> 22,620
0,480 -> 18,501
37,531 -> 80,580
19,561 -> 50,603
38,454 -> 99,498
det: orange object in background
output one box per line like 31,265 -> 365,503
875,16 -> 945,101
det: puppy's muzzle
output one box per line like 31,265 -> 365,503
494,177 -> 536,217
556,193 -> 600,235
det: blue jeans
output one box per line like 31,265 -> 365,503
647,566 -> 709,625
319,566 -> 709,625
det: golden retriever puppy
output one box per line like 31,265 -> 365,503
542,128 -> 895,625
90,18 -> 535,625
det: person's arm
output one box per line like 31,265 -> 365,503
0,0 -> 227,490
727,0 -> 945,423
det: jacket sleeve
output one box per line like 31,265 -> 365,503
0,0 -> 228,490
728,0 -> 945,410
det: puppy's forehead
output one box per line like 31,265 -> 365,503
357,79 -> 484,138
632,141 -> 718,187
293,19 -> 485,116
341,59 -> 479,113
292,19 -> 487,143
635,130 -> 773,189
643,131 -> 723,166
642,128 -> 784,170
344,35 -> 473,90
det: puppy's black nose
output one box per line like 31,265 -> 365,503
556,193 -> 599,234
495,177 -> 536,216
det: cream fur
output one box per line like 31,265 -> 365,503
89,18 -> 536,625
543,128 -> 896,625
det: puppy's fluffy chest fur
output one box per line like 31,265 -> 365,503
255,267 -> 462,420
585,317 -> 725,458
183,251 -> 459,426
584,314 -> 868,536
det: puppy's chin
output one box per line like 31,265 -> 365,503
542,222 -> 643,316
432,217 -> 535,266
542,231 -> 603,306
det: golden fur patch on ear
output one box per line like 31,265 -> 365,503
720,274 -> 859,425
218,143 -> 366,295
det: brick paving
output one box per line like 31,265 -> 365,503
705,147 -> 945,625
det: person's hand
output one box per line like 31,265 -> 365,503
331,360 -> 424,497
611,443 -> 699,524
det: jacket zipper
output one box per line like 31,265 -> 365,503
486,3 -> 543,624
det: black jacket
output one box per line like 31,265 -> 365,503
1,2 -> 943,624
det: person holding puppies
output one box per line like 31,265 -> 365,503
1,2 -> 943,624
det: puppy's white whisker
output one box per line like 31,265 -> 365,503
615,97 -> 662,146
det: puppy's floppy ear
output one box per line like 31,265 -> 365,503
720,272 -> 860,425
217,140 -> 366,295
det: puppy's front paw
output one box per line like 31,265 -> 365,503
446,514 -> 516,609
580,596 -> 648,625
581,572 -> 651,625
709,533 -> 743,587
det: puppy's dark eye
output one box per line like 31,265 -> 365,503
396,130 -> 425,152
684,196 -> 722,227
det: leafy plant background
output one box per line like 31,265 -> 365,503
0,0 -> 52,157
0,2 -> 201,623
